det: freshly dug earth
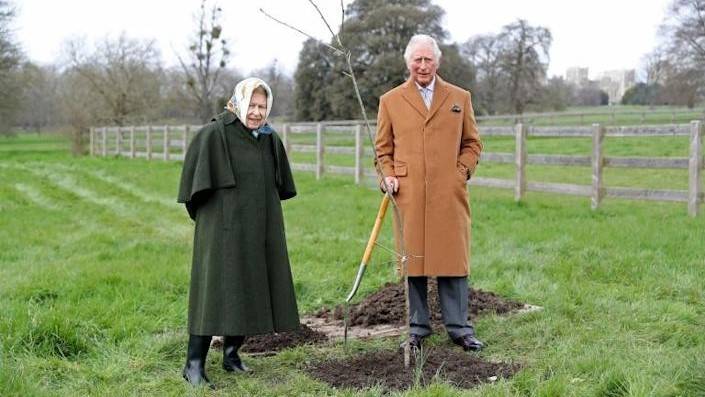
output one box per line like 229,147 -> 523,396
212,282 -> 525,353
316,280 -> 525,327
211,324 -> 328,354
306,346 -> 521,392
242,324 -> 328,353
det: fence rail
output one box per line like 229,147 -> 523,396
90,120 -> 704,217
474,107 -> 705,125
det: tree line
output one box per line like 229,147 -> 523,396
1,0 -> 703,147
0,0 -> 294,148
622,0 -> 705,107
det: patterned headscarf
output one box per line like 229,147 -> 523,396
225,77 -> 274,128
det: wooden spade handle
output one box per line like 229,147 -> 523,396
361,194 -> 391,265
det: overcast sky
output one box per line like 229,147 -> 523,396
15,0 -> 672,80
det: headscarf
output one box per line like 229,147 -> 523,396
225,77 -> 274,132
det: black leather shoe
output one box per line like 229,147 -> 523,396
451,334 -> 484,351
223,335 -> 250,373
183,335 -> 215,389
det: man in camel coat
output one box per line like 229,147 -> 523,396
375,34 -> 484,351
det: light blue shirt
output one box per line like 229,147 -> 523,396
415,77 -> 436,109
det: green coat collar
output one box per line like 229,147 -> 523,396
214,110 -> 238,125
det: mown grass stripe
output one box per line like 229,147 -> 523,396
4,162 -> 190,240
31,162 -> 179,209
12,183 -> 60,210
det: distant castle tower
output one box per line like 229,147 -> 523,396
565,67 -> 589,87
565,67 -> 636,104
597,70 -> 636,104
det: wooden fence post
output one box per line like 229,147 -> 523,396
163,125 -> 170,161
115,127 -> 122,156
182,125 -> 189,158
316,123 -> 324,180
282,124 -> 291,154
354,124 -> 363,185
130,126 -> 136,158
89,127 -> 95,156
146,125 -> 152,160
514,123 -> 527,202
591,123 -> 605,210
101,127 -> 107,157
688,120 -> 703,217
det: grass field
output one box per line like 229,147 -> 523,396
475,106 -> 705,126
1,133 -> 704,396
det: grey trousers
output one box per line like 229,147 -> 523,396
408,276 -> 476,339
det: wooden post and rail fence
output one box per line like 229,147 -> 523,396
90,120 -> 704,217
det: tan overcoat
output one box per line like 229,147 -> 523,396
375,76 -> 483,276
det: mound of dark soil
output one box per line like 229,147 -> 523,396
242,324 -> 328,353
316,280 -> 525,327
212,324 -> 328,354
306,346 -> 520,392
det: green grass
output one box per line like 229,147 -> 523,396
1,132 -> 704,396
475,105 -> 705,127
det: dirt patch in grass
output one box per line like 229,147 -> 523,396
306,346 -> 521,392
211,281 -> 530,354
211,324 -> 328,355
315,280 -> 526,327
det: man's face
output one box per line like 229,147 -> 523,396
246,91 -> 267,129
407,44 -> 438,87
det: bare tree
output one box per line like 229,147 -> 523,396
655,0 -> 705,107
661,0 -> 705,67
18,62 -> 60,132
64,34 -> 163,125
158,67 -> 193,121
643,50 -> 669,85
0,0 -> 22,134
57,68 -> 105,154
178,0 -> 229,122
497,19 -> 552,114
462,34 -> 504,115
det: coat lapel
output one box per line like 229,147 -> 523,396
400,79 -> 428,118
426,77 -> 450,122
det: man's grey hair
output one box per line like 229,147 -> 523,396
403,34 -> 442,64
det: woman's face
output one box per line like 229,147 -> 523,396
246,91 -> 267,129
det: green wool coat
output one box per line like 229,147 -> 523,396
177,111 -> 299,336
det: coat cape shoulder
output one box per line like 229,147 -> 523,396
177,111 -> 296,219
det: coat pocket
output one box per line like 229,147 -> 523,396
394,161 -> 407,176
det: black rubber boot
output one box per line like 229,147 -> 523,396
223,335 -> 249,373
182,334 -> 215,389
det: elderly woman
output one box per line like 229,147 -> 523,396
177,77 -> 299,388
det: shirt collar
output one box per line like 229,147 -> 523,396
415,76 -> 436,93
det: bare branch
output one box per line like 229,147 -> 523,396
259,8 -> 345,56
340,0 -> 345,41
176,52 -> 205,103
306,0 -> 343,48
